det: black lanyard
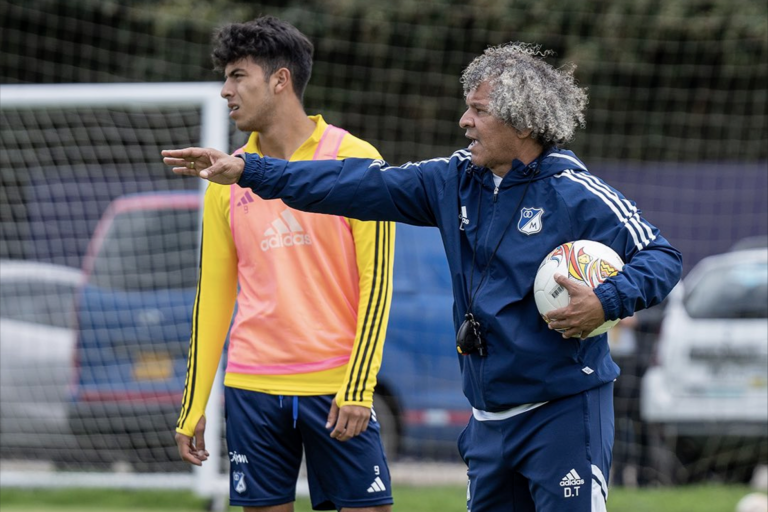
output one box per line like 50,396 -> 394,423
465,169 -> 538,315
456,168 -> 538,357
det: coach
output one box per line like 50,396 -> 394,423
164,42 -> 682,512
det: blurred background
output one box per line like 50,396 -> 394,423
1,0 -> 766,510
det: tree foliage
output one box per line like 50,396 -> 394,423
1,0 -> 765,162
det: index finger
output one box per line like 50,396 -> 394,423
161,147 -> 205,158
330,409 -> 352,441
553,273 -> 577,289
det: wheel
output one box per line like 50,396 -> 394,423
373,393 -> 400,460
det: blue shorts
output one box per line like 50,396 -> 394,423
224,387 -> 393,510
458,382 -> 614,512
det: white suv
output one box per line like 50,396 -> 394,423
641,247 -> 768,481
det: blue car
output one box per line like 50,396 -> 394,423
378,224 -> 469,458
69,191 -> 466,470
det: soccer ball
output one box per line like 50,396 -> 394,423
735,493 -> 768,512
533,240 -> 624,337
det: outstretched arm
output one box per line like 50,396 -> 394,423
163,147 -> 445,226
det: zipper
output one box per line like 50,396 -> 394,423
475,184 -> 501,303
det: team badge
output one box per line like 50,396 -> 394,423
518,207 -> 544,235
233,471 -> 247,494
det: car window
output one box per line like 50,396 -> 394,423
89,208 -> 198,291
684,261 -> 768,319
0,280 -> 77,328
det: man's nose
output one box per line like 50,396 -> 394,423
220,82 -> 233,99
459,111 -> 473,129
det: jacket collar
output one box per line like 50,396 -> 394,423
469,146 -> 588,187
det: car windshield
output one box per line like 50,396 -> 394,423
684,260 -> 768,319
0,280 -> 77,328
89,207 -> 198,292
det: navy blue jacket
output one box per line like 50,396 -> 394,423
238,147 -> 683,411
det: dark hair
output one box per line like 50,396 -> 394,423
212,16 -> 314,101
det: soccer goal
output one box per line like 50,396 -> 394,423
0,82 -> 230,502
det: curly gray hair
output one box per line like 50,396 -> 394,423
461,43 -> 588,146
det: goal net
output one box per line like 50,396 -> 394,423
0,83 -> 232,496
1,0 -> 767,493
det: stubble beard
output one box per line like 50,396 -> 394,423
238,104 -> 275,135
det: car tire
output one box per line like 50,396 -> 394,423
373,393 -> 400,460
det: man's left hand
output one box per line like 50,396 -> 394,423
544,274 -> 606,339
326,400 -> 371,442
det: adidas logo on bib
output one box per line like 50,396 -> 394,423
260,209 -> 312,251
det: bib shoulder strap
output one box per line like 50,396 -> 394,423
313,125 -> 348,161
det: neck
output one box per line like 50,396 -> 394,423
255,102 -> 316,160
491,141 -> 545,178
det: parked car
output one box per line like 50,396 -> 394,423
0,260 -> 82,459
376,222 -> 467,459
68,192 -> 200,471
68,191 -> 466,471
641,247 -> 768,482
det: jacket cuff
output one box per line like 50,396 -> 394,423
236,153 -> 264,189
594,281 -> 621,321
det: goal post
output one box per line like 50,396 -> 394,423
0,82 -> 228,499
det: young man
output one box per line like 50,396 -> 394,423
164,43 -> 683,512
173,17 -> 395,512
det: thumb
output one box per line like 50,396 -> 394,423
199,161 -> 227,180
326,400 -> 340,429
195,416 -> 208,455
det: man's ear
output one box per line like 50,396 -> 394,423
516,128 -> 533,139
271,68 -> 292,95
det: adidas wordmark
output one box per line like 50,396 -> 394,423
260,210 -> 312,251
560,469 -> 585,487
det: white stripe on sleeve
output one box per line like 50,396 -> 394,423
555,170 -> 654,250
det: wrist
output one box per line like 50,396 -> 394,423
233,153 -> 246,178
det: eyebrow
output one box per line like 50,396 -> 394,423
225,68 -> 245,78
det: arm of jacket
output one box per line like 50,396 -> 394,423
237,153 -> 458,226
175,183 -> 238,437
335,218 -> 395,409
556,171 -> 683,321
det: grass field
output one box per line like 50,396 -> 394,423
0,485 -> 759,512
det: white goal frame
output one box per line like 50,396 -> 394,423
0,82 -> 229,503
